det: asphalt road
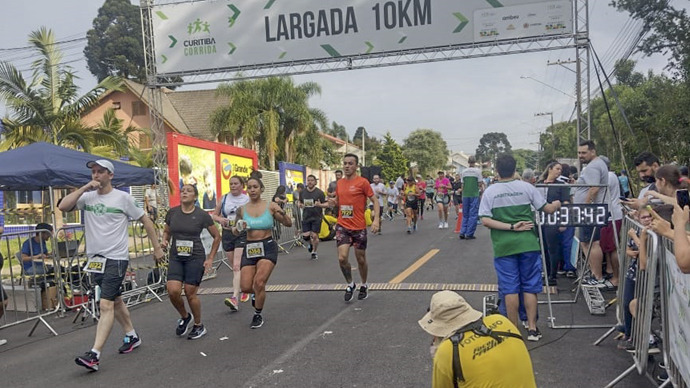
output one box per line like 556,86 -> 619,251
0,214 -> 656,387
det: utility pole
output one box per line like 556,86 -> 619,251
535,112 -> 554,171
362,128 -> 366,166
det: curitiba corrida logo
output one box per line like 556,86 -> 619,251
183,18 -> 217,56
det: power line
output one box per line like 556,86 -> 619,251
0,36 -> 87,52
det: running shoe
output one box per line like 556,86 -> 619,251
565,271 -> 577,279
521,321 -> 529,330
357,286 -> 368,300
583,276 -> 606,288
344,284 -> 356,302
443,222 -> 449,229
465,235 -> 476,240
240,293 -> 250,303
188,324 -> 207,340
307,243 -> 313,253
250,314 -> 264,329
527,328 -> 542,342
438,222 -> 443,229
118,334 -> 141,353
224,297 -> 239,312
176,312 -> 194,336
75,351 -> 99,371
406,227 -> 411,234
0,339 -> 6,346
311,253 -> 318,260
459,234 -> 465,239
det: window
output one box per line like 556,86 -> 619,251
132,101 -> 147,116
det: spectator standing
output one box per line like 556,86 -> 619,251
459,156 -> 484,240
619,170 -> 631,198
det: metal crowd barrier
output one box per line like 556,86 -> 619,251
659,238 -> 689,388
272,201 -> 304,253
0,228 -> 60,337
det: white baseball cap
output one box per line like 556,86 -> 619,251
86,159 -> 115,173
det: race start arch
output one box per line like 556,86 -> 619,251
139,0 -> 591,196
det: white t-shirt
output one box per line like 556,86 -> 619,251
221,192 -> 250,218
77,189 -> 145,261
386,187 -> 399,204
144,187 -> 157,208
370,182 -> 387,206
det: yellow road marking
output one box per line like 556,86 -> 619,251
388,249 -> 440,284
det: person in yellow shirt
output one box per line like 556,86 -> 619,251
419,291 -> 536,388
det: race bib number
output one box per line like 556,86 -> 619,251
246,242 -> 265,258
304,199 -> 315,208
176,240 -> 193,257
84,256 -> 107,274
407,195 -> 416,201
341,205 -> 354,219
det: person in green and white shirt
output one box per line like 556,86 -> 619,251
479,154 -> 561,342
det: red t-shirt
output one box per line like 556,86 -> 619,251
336,176 -> 374,230
416,181 -> 427,200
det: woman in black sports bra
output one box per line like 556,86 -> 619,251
232,172 -> 292,329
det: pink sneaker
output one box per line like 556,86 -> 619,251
240,293 -> 250,303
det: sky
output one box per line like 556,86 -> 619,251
0,0 -> 670,155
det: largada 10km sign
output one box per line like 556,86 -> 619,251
151,0 -> 573,75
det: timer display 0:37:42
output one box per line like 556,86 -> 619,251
537,204 -> 609,227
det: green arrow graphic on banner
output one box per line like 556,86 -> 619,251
453,13 -> 469,33
155,11 -> 168,20
161,55 -> 168,64
365,41 -> 374,54
486,0 -> 504,7
168,35 -> 177,48
227,4 -> 241,27
398,35 -> 407,44
264,0 -> 276,9
227,42 -> 236,55
321,44 -> 341,57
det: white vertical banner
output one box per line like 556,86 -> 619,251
663,248 -> 690,384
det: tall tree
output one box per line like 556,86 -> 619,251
325,121 -> 349,142
402,129 -> 449,175
513,149 -> 539,173
376,133 -> 408,181
352,126 -> 382,165
0,27 -> 130,155
476,132 -> 512,166
210,77 -> 323,169
84,0 -> 181,86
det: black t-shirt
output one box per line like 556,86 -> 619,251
165,206 -> 214,260
300,187 -> 326,221
541,181 -> 570,204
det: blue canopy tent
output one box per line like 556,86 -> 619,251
0,142 -> 154,191
0,142 -> 155,231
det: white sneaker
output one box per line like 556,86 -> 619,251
438,222 -> 443,229
443,222 -> 449,229
0,339 -> 7,346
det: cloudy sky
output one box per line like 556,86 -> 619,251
0,0 -> 669,155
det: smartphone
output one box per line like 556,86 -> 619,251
677,189 -> 690,208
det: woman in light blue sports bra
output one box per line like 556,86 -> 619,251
232,172 -> 292,329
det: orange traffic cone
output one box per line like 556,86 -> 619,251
454,203 -> 464,233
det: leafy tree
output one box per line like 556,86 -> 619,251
325,121 -> 349,142
211,76 -> 324,169
0,27 -> 130,155
615,59 -> 645,87
611,0 -> 690,78
352,126 -> 382,164
475,132 -> 512,165
403,129 -> 448,175
85,0 -> 181,86
512,149 -> 539,173
376,133 -> 408,181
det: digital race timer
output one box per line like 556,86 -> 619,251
537,204 -> 609,227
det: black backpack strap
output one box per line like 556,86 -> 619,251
450,333 -> 463,388
220,194 -> 228,217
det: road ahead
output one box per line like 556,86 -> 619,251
0,215 -> 654,387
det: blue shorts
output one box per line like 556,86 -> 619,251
494,251 -> 543,295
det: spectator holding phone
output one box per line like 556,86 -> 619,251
645,165 -> 689,222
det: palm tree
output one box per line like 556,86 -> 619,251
210,76 -> 326,170
0,27 -> 128,154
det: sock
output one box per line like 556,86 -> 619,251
126,330 -> 137,338
348,282 -> 356,288
91,349 -> 101,358
255,308 -> 262,315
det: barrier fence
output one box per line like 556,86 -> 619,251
601,214 -> 689,388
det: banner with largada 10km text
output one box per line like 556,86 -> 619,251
151,0 -> 573,75
167,133 -> 258,209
